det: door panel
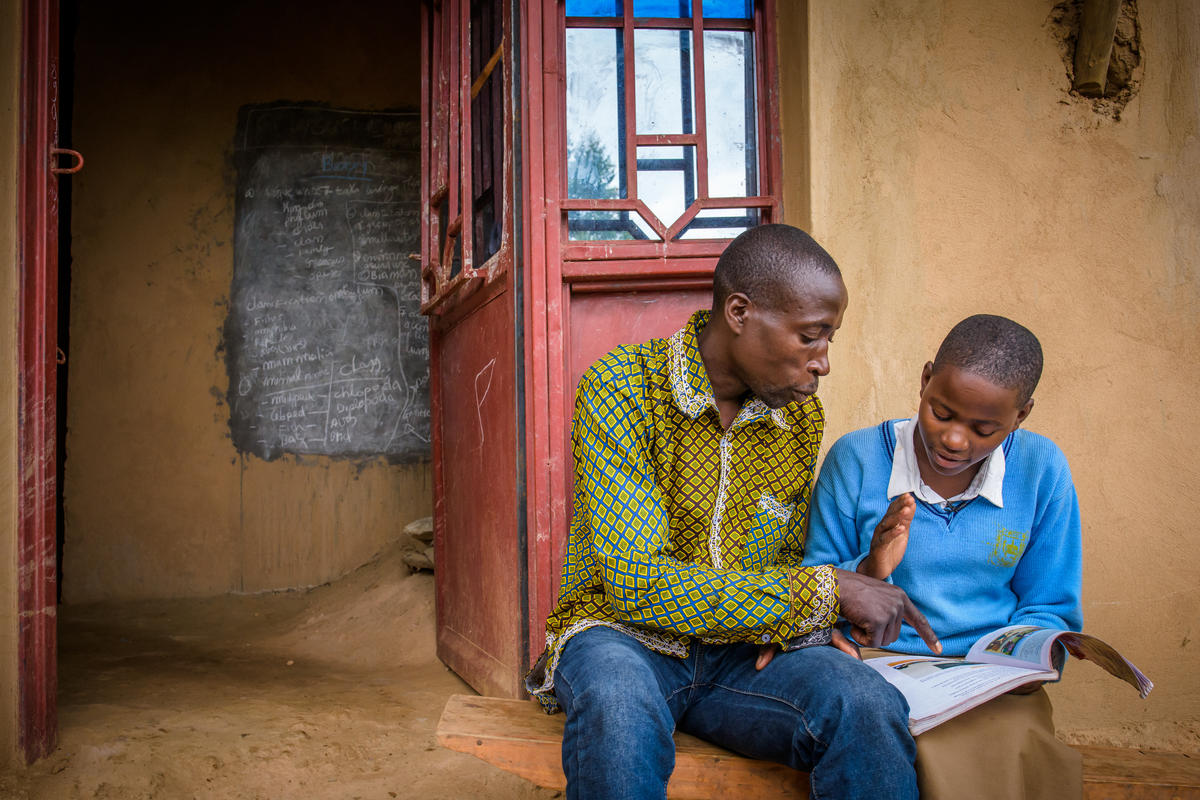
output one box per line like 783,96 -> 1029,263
540,286 -> 710,621
567,288 -> 710,391
433,289 -> 522,698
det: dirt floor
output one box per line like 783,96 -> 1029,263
0,543 -> 560,800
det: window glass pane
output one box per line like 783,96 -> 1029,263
566,0 -> 622,16
704,30 -> 757,197
635,29 -> 695,135
449,232 -> 463,278
470,0 -> 504,267
633,0 -> 692,17
566,29 -> 626,199
436,194 -> 450,265
701,0 -> 752,19
678,207 -> 760,239
637,145 -> 695,226
567,210 -> 660,241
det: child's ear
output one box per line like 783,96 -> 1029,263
1013,398 -> 1034,429
919,362 -> 934,393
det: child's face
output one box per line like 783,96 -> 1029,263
915,363 -> 1033,481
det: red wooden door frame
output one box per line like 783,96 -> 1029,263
520,0 -> 784,665
16,0 -> 60,763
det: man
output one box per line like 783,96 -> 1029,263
525,224 -> 939,800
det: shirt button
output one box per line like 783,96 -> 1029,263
760,634 -> 770,643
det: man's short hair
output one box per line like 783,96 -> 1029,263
712,224 -> 841,311
933,315 -> 1044,405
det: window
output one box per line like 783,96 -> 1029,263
560,0 -> 780,253
421,0 -> 513,311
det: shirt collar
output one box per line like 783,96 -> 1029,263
667,310 -> 790,431
886,417 -> 1005,508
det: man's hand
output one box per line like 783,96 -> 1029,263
857,494 -> 915,581
754,629 -> 862,670
836,568 -> 941,653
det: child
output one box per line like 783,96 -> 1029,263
802,314 -> 1083,800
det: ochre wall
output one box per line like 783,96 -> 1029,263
0,0 -> 23,766
780,1 -> 1200,750
63,2 -> 430,601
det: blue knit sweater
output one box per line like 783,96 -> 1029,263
802,421 -> 1083,657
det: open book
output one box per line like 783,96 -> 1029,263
865,625 -> 1153,735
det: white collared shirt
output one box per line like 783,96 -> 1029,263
885,417 -> 1006,509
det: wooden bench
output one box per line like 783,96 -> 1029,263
436,694 -> 1200,799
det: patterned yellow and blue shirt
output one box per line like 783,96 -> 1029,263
527,310 -> 839,712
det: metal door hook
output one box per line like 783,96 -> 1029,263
50,148 -> 84,175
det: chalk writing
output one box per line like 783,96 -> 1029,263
226,105 -> 428,462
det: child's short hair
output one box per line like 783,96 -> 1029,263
932,315 -> 1043,405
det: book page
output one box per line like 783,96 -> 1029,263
964,626 -> 1155,698
966,625 -> 1059,669
868,655 -> 1052,702
1057,632 -> 1155,698
865,655 -> 1056,734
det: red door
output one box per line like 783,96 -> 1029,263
17,0 -> 76,762
422,0 -> 527,698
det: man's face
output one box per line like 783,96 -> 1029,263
914,363 -> 1032,479
728,271 -> 848,409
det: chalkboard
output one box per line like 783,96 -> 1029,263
225,104 -> 429,462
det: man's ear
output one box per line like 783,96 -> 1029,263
1013,398 -> 1034,429
724,292 -> 751,334
919,362 -> 934,394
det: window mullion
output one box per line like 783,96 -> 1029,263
442,0 -> 460,278
691,9 -> 709,200
753,0 -> 772,208
622,1 -> 638,202
457,0 -> 474,273
420,1 -> 436,303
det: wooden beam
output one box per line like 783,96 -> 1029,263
1081,746 -> 1200,799
436,694 -> 809,798
1073,0 -> 1121,97
437,694 -> 1200,800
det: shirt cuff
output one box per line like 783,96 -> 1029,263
759,565 -> 838,644
781,627 -> 833,651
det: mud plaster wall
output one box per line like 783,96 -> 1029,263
778,1 -> 1200,751
0,0 -> 22,765
64,2 -> 430,602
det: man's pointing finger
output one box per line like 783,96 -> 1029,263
904,597 -> 941,655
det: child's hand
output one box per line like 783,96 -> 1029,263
858,494 -> 915,580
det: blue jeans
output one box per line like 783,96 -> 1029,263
553,626 -> 917,800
